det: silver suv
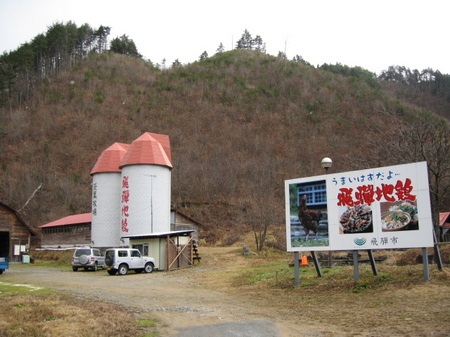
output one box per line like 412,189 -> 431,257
72,247 -> 106,271
104,248 -> 155,275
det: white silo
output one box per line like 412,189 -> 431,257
119,133 -> 172,236
91,142 -> 129,248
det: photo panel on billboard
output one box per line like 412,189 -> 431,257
286,162 -> 434,252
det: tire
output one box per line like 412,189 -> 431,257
144,262 -> 154,273
79,255 -> 89,265
118,264 -> 128,275
107,269 -> 117,275
0,270 -> 4,274
72,267 -> 78,272
105,255 -> 113,267
92,262 -> 98,271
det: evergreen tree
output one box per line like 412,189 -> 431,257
199,51 -> 208,61
216,42 -> 225,53
172,59 -> 182,68
110,35 -> 141,57
236,29 -> 266,52
236,29 -> 254,49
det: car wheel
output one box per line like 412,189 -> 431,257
72,267 -> 78,272
93,262 -> 98,271
144,262 -> 154,273
118,264 -> 128,275
107,269 -> 117,275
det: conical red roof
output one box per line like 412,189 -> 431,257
90,143 -> 130,175
119,133 -> 172,169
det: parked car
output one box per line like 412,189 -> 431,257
71,247 -> 106,271
104,248 -> 155,275
0,257 -> 9,274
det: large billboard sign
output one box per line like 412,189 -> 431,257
285,161 -> 433,252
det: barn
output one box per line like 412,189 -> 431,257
39,210 -> 201,248
39,213 -> 92,248
0,202 -> 37,262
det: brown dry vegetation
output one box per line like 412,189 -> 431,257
0,292 -> 142,337
1,51 -> 450,246
1,245 -> 450,336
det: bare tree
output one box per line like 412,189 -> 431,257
367,109 -> 450,240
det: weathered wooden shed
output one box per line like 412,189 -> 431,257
39,213 -> 92,248
170,209 -> 201,242
0,202 -> 37,262
123,230 -> 196,271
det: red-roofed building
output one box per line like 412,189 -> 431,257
39,210 -> 201,249
90,143 -> 129,175
119,132 -> 172,169
40,213 -> 92,248
39,132 -> 200,258
439,212 -> 450,242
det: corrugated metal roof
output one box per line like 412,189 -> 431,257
90,142 -> 129,175
40,213 -> 92,228
119,132 -> 172,169
121,230 -> 195,239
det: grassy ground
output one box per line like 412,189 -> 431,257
0,286 -> 151,337
1,245 -> 449,336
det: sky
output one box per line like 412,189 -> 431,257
0,0 -> 448,75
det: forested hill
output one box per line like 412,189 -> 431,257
1,40 -> 450,248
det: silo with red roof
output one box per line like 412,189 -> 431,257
90,142 -> 129,248
119,132 -> 172,236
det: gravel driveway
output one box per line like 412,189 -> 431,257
2,265 -> 281,337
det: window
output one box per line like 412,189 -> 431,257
143,244 -> 149,256
75,249 -> 91,257
133,244 -> 149,256
118,250 -> 128,257
131,250 -> 141,258
297,181 -> 327,206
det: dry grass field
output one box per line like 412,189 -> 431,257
1,244 -> 449,336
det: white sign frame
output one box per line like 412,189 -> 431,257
285,161 -> 433,252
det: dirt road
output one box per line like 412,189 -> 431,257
1,263 -> 299,336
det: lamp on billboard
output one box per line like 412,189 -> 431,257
321,157 -> 332,172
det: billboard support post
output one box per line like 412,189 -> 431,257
353,251 -> 360,281
422,247 -> 430,281
367,250 -> 378,275
294,252 -> 300,285
432,229 -> 444,271
311,251 -> 323,277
